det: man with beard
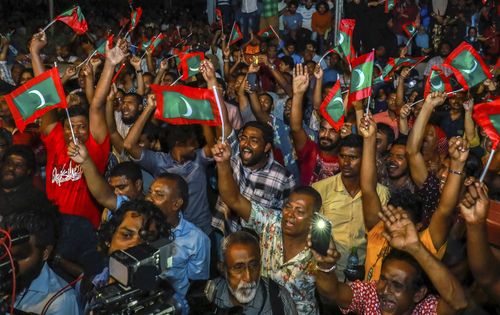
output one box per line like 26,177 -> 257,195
0,145 -> 52,219
3,209 -> 80,314
124,90 -> 215,235
423,41 -> 453,80
291,64 -> 340,185
384,137 -> 416,193
312,133 -> 390,281
313,205 -> 468,315
212,119 -> 296,234
212,230 -> 298,314
212,141 -> 323,314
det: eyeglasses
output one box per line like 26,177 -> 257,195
229,261 -> 260,274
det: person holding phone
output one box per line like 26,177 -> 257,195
211,140 -> 324,315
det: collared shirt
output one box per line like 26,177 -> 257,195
0,61 -> 15,85
213,277 -> 298,315
14,263 -> 81,315
212,131 -> 296,234
312,173 -> 389,281
341,281 -> 439,314
245,202 -> 318,315
162,214 -> 211,313
133,149 -> 213,235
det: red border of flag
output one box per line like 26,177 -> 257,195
319,80 -> 344,131
3,67 -> 67,132
178,52 -> 205,80
151,84 -> 222,126
472,99 -> 500,149
424,66 -> 453,97
348,51 -> 374,103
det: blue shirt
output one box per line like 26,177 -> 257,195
162,214 -> 211,313
133,149 -> 213,235
14,263 -> 81,315
283,13 -> 303,31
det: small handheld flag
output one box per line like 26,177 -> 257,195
424,66 -> 452,97
319,80 -> 344,131
473,98 -> 500,181
402,22 -> 417,38
215,8 -> 223,31
348,51 -> 374,104
125,7 -> 143,38
3,67 -> 67,132
385,0 -> 397,13
151,84 -> 222,126
178,52 -> 205,80
444,41 -> 492,90
43,6 -> 88,34
257,26 -> 275,39
228,23 -> 243,46
338,19 -> 356,65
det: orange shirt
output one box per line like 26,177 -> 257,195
364,221 -> 447,281
311,11 -> 332,35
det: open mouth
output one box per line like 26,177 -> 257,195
241,148 -> 253,159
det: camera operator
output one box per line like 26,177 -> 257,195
211,230 -> 298,315
2,209 -> 80,315
80,200 -> 173,298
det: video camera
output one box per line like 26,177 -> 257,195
88,238 -> 182,315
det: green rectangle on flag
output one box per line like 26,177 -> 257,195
161,91 -> 215,121
12,76 -> 62,120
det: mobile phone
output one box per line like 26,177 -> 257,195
247,73 -> 258,90
311,213 -> 332,256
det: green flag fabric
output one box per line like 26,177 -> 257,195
151,84 -> 221,126
319,80 -> 344,131
3,67 -> 67,132
178,52 -> 205,80
55,6 -> 88,34
348,51 -> 374,103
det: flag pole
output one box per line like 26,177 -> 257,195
365,49 -> 375,115
407,55 -> 428,72
170,75 -> 182,86
212,86 -> 225,143
480,148 -> 496,182
269,25 -> 281,42
227,22 -> 236,47
42,19 -> 57,33
76,50 -> 98,69
112,63 -> 126,84
55,60 -> 77,145
405,31 -> 417,48
408,88 -> 464,107
318,50 -> 334,66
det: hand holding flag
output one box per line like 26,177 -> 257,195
43,6 -> 88,34
29,30 -> 48,54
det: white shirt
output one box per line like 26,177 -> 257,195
242,0 -> 258,13
297,5 -> 316,31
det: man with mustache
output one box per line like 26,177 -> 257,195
212,230 -> 298,314
291,64 -> 340,185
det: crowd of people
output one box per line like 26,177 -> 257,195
0,0 -> 499,314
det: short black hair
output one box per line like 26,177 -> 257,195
258,92 -> 274,106
97,200 -> 173,252
339,134 -> 363,151
109,161 -> 143,183
141,121 -> 160,142
0,127 -> 12,146
241,120 -> 274,146
159,124 -> 201,152
3,208 -> 59,250
316,1 -> 329,10
388,189 -> 423,224
383,249 -> 429,291
292,186 -> 323,213
392,135 -> 408,146
280,56 -> 294,69
156,172 -> 189,211
2,145 -> 36,175
222,230 -> 260,263
377,123 -> 395,146
464,152 -> 482,178
62,105 -> 89,123
123,92 -> 143,106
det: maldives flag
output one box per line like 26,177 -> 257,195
373,59 -> 396,85
142,33 -> 165,52
151,84 -> 221,126
258,26 -> 274,39
178,52 -> 205,80
348,51 -> 374,103
319,80 -> 344,131
338,19 -> 356,64
385,0 -> 397,13
96,35 -> 114,57
424,66 -> 452,97
215,8 -> 223,29
3,67 -> 67,132
229,23 -> 243,46
128,7 -> 143,34
444,41 -> 492,90
54,6 -> 88,35
402,22 -> 417,38
473,98 -> 500,149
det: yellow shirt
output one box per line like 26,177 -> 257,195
364,221 -> 447,281
312,173 -> 389,281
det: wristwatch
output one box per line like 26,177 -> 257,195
136,69 -> 143,74
316,263 -> 337,273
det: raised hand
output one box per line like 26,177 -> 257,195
211,142 -> 232,163
130,55 -> 142,71
313,64 -> 323,80
463,98 -> 473,112
424,91 -> 446,108
293,64 -> 310,95
106,38 -> 129,66
448,136 -> 469,164
248,62 -> 260,73
399,103 -> 412,120
340,123 -> 353,138
29,30 -> 47,53
107,83 -> 118,102
400,67 -> 410,80
379,205 -> 421,252
81,63 -> 93,78
159,58 -> 169,71
460,181 -> 490,225
358,114 -> 377,139
63,66 -> 77,79
199,59 -> 217,87
90,56 -> 102,69
223,45 -> 231,59
308,232 -> 341,270
67,139 -> 89,164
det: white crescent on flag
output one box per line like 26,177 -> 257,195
353,69 -> 365,89
462,60 -> 478,74
179,96 -> 193,117
28,90 -> 46,109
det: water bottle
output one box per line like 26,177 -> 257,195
344,247 -> 364,282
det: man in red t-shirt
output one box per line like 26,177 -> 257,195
290,64 -> 340,185
29,31 -> 128,266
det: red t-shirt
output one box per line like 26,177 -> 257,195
296,138 -> 340,186
42,124 -> 110,228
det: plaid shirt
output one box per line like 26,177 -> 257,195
212,130 -> 296,234
261,0 -> 279,18
0,61 -> 15,86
